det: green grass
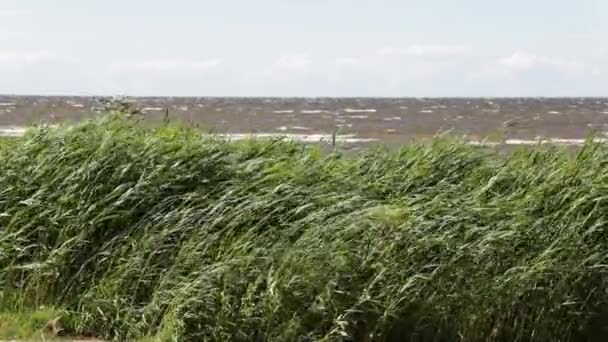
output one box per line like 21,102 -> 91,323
1,114 -> 608,341
0,136 -> 17,144
0,308 -> 62,340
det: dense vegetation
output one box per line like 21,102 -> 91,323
0,115 -> 607,341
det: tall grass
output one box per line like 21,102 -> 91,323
0,114 -> 607,341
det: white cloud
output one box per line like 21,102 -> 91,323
272,54 -> 311,72
378,45 -> 468,57
566,33 -> 597,40
0,50 -> 75,69
498,51 -> 536,69
472,63 -> 515,81
0,9 -> 31,17
109,59 -> 222,73
498,51 -> 584,72
335,57 -> 361,67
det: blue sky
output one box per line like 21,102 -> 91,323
0,0 -> 606,96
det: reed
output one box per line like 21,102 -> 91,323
0,114 -> 607,341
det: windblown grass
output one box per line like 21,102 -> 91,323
0,308 -> 62,340
1,115 -> 608,341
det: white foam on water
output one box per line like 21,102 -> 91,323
72,103 -> 85,108
505,138 -> 608,146
0,127 -> 26,137
178,106 -> 189,111
548,111 -> 561,115
221,133 -> 378,143
601,111 -> 608,115
468,137 -> 608,147
420,110 -> 434,113
504,139 -> 543,145
0,103 -> 16,106
547,138 -> 599,145
344,108 -> 377,113
345,115 -> 369,119
383,117 -> 402,121
275,126 -> 310,131
300,110 -> 328,114
386,129 -> 396,133
142,107 -> 164,111
399,106 -> 408,110
468,141 -> 500,147
273,110 -> 295,114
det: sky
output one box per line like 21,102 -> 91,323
0,0 -> 607,97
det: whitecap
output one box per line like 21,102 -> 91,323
468,137 -> 608,147
504,139 -> 542,145
344,108 -> 377,113
142,107 -> 164,112
0,126 -> 26,137
221,133 -> 378,143
301,110 -> 327,114
506,138 -> 608,145
383,117 -> 402,121
468,141 -> 500,147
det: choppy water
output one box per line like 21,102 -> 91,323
1,96 -> 608,146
